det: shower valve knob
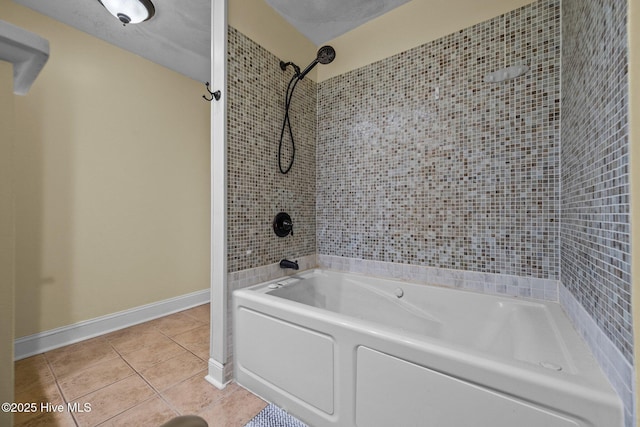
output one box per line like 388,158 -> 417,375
273,212 -> 293,237
283,220 -> 293,236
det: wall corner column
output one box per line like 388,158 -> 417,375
0,60 -> 16,427
207,0 -> 230,389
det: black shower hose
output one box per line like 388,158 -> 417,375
278,74 -> 301,174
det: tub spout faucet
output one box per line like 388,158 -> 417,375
279,259 -> 299,270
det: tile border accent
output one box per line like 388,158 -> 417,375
14,289 -> 210,360
318,254 -> 558,301
228,254 -> 318,292
559,284 -> 635,427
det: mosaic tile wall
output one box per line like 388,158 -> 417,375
227,27 -> 317,273
560,0 -> 632,364
317,0 -> 561,280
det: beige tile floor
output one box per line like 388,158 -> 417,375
14,304 -> 268,427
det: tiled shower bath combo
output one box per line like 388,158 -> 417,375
8,0 -> 634,425
227,0 -> 632,425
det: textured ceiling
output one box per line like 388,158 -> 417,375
12,0 -> 211,83
12,0 -> 415,82
264,0 -> 411,45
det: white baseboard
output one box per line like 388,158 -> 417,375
205,358 -> 232,390
14,289 -> 210,360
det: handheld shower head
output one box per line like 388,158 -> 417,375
316,45 -> 336,64
277,45 -> 336,174
298,45 -> 336,80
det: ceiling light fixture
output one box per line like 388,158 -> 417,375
98,0 -> 155,25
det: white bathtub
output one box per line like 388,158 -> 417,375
233,269 -> 622,427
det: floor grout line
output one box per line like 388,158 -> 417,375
13,303 -> 267,427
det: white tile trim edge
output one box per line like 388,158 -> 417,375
14,289 -> 210,361
228,254 -> 319,292
317,254 -> 559,301
559,283 -> 635,427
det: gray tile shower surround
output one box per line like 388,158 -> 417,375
561,0 -> 632,423
226,0 -> 633,424
317,1 -> 561,281
560,0 -> 632,363
227,26 -> 317,274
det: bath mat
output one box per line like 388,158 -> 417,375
244,404 -> 308,427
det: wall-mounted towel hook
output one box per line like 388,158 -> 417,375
203,82 -> 221,101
